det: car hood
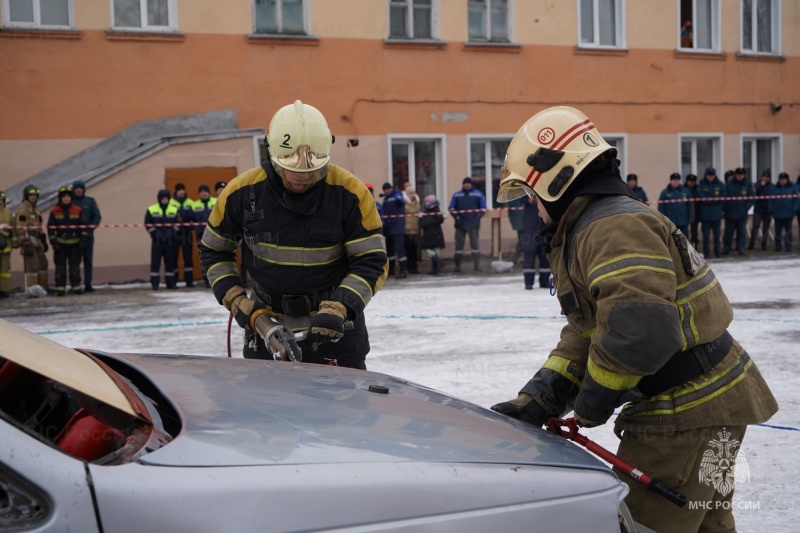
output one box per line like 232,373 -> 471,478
111,353 -> 607,471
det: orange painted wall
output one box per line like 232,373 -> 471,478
1,32 -> 797,143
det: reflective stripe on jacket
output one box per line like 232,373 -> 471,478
521,194 -> 777,433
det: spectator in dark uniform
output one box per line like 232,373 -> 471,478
749,169 -> 775,250
170,183 -> 196,287
697,168 -> 726,258
773,172 -> 798,252
723,168 -> 755,256
448,176 -> 486,272
71,180 -> 101,292
658,173 -> 691,238
521,197 -> 550,290
506,196 -> 526,266
684,174 -> 700,249
193,184 -> 216,287
626,174 -> 649,205
145,189 -> 180,290
47,187 -> 88,296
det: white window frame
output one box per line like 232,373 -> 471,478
678,134 -> 724,178
603,134 -> 628,179
577,0 -> 626,49
110,0 -> 177,32
3,0 -> 73,28
252,0 -> 309,35
467,134 -> 513,208
388,0 -> 439,40
740,133 -> 782,181
467,0 -> 514,43
740,0 -> 781,55
677,0 -> 721,52
387,135 -> 446,200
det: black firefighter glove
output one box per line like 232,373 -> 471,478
491,393 -> 549,427
572,392 -> 616,428
23,242 -> 34,256
41,239 -> 48,253
306,300 -> 347,351
222,286 -> 264,330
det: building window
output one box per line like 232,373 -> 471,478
4,0 -> 71,27
578,0 -> 624,48
468,0 -> 510,42
470,138 -> 511,208
680,135 -> 721,178
254,0 -> 306,35
390,138 -> 441,201
741,135 -> 780,182
679,0 -> 719,51
742,0 -> 780,54
604,135 -> 627,179
112,0 -> 175,30
389,0 -> 435,39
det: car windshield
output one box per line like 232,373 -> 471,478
0,319 -> 169,465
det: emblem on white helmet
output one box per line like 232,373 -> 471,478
497,106 -> 615,203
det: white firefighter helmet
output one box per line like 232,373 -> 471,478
267,100 -> 332,175
496,106 -> 616,203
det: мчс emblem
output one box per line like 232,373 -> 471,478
698,427 -> 750,496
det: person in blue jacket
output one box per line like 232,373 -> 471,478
520,197 -> 550,290
448,176 -> 486,272
381,182 -> 408,278
723,167 -> 755,256
169,183 -> 196,287
749,169 -> 775,251
772,172 -> 799,252
696,167 -> 726,258
71,180 -> 101,292
658,173 -> 691,238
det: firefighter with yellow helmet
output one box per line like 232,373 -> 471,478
490,106 -> 777,532
14,184 -> 49,291
199,101 -> 388,368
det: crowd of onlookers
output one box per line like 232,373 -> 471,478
651,167 -> 800,257
2,167 -> 798,298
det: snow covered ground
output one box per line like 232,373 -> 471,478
3,255 -> 798,532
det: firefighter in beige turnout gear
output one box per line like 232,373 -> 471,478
490,107 -> 777,533
0,191 -> 12,297
14,185 -> 49,291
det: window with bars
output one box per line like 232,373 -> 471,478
112,0 -> 173,30
389,0 -> 434,39
4,0 -> 71,27
742,0 -> 779,54
679,0 -> 720,51
468,0 -> 510,42
254,0 -> 306,35
578,0 -> 624,48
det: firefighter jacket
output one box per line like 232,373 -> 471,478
14,199 -> 46,250
145,199 -> 180,244
192,196 -> 217,238
199,163 -> 388,321
696,177 -> 726,222
47,202 -> 88,246
520,194 -> 777,434
0,205 -> 12,253
657,184 -> 691,228
724,178 -> 756,220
